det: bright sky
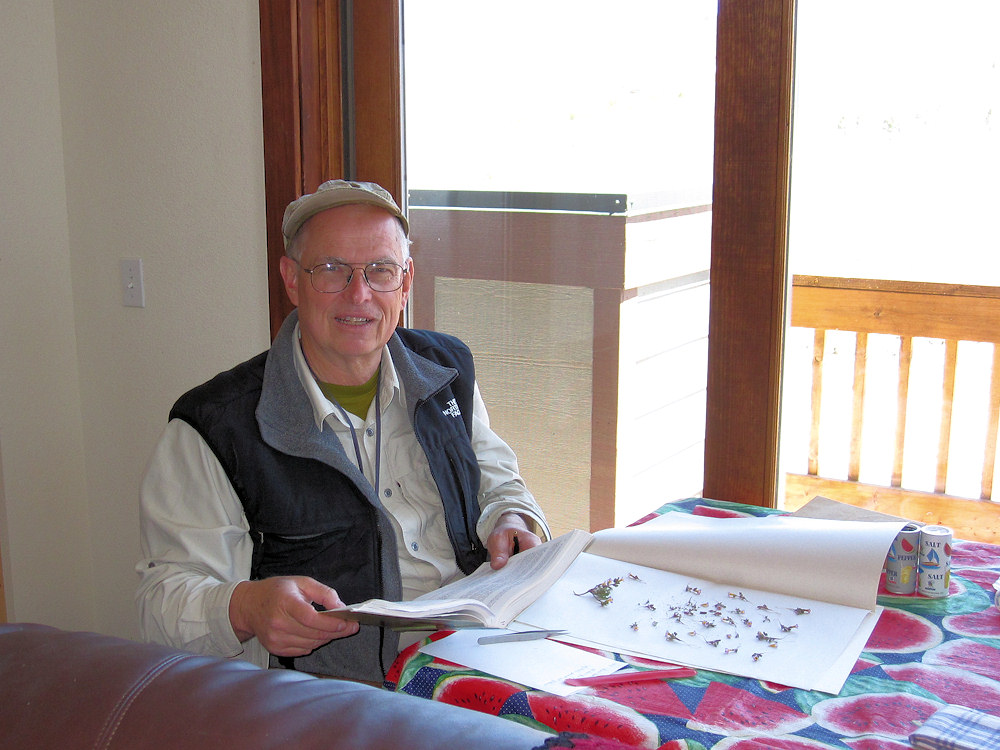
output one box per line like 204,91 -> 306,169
789,0 -> 1000,285
404,1 -> 999,285
404,0 -> 716,198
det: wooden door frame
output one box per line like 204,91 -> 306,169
259,0 -> 795,508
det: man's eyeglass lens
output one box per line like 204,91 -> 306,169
304,262 -> 406,293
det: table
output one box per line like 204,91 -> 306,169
384,498 -> 1000,749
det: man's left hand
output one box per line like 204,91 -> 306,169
487,512 -> 541,570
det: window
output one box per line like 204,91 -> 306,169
404,1 -> 717,532
260,0 -> 797,519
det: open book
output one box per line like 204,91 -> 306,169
327,528 -> 593,630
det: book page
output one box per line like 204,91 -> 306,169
413,528 -> 593,622
329,600 -> 495,630
331,528 -> 594,628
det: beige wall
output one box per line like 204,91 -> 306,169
0,1 -> 270,640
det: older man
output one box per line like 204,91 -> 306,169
137,180 -> 549,682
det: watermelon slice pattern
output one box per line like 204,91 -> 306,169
388,498 -> 1000,749
942,607 -> 1000,638
952,566 -> 998,590
687,682 -> 813,736
712,738 -> 839,749
810,692 -> 943,740
841,739 -> 912,750
863,607 -> 943,653
922,638 -> 1000,682
880,662 -> 1000,716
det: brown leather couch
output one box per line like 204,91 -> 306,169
0,623 -> 625,750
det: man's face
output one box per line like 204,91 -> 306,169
279,203 -> 412,385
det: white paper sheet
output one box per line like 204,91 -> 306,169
514,551 -> 876,692
418,628 -> 625,696
589,512 -> 905,611
810,606 -> 883,693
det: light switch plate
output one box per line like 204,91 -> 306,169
121,258 -> 145,308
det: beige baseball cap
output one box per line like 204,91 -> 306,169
281,179 -> 409,248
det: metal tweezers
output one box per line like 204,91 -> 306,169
477,629 -> 569,645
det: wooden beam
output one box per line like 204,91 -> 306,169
848,332 -> 867,482
936,339 -> 958,493
792,279 -> 1000,343
794,275 -> 1000,300
892,336 -> 912,488
704,0 -> 795,507
808,329 -> 824,476
983,345 -> 1000,500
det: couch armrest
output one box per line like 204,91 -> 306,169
0,623 -> 555,750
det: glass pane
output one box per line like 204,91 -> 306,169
403,1 -> 718,532
783,1 -> 1000,507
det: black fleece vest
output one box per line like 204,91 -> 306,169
169,328 -> 487,677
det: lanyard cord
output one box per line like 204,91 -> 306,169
328,379 -> 382,498
302,336 -> 383,498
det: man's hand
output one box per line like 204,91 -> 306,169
228,576 -> 359,656
487,511 -> 541,570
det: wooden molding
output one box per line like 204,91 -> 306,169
351,0 -> 403,202
259,0 -> 305,337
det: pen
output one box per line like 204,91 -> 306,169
512,530 -> 520,555
564,667 -> 697,687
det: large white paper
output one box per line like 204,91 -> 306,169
515,550 -> 876,692
811,607 -> 883,693
588,512 -> 905,610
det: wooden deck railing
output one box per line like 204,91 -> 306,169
785,275 -> 1000,543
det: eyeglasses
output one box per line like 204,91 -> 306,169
296,260 -> 408,293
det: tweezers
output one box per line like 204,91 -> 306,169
477,629 -> 569,645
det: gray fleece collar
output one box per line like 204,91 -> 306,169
255,310 -> 457,467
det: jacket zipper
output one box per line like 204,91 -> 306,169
448,453 -> 481,557
414,392 -> 481,565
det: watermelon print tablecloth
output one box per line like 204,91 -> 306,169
385,498 -> 1000,749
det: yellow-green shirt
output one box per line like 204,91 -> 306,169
318,369 -> 379,420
